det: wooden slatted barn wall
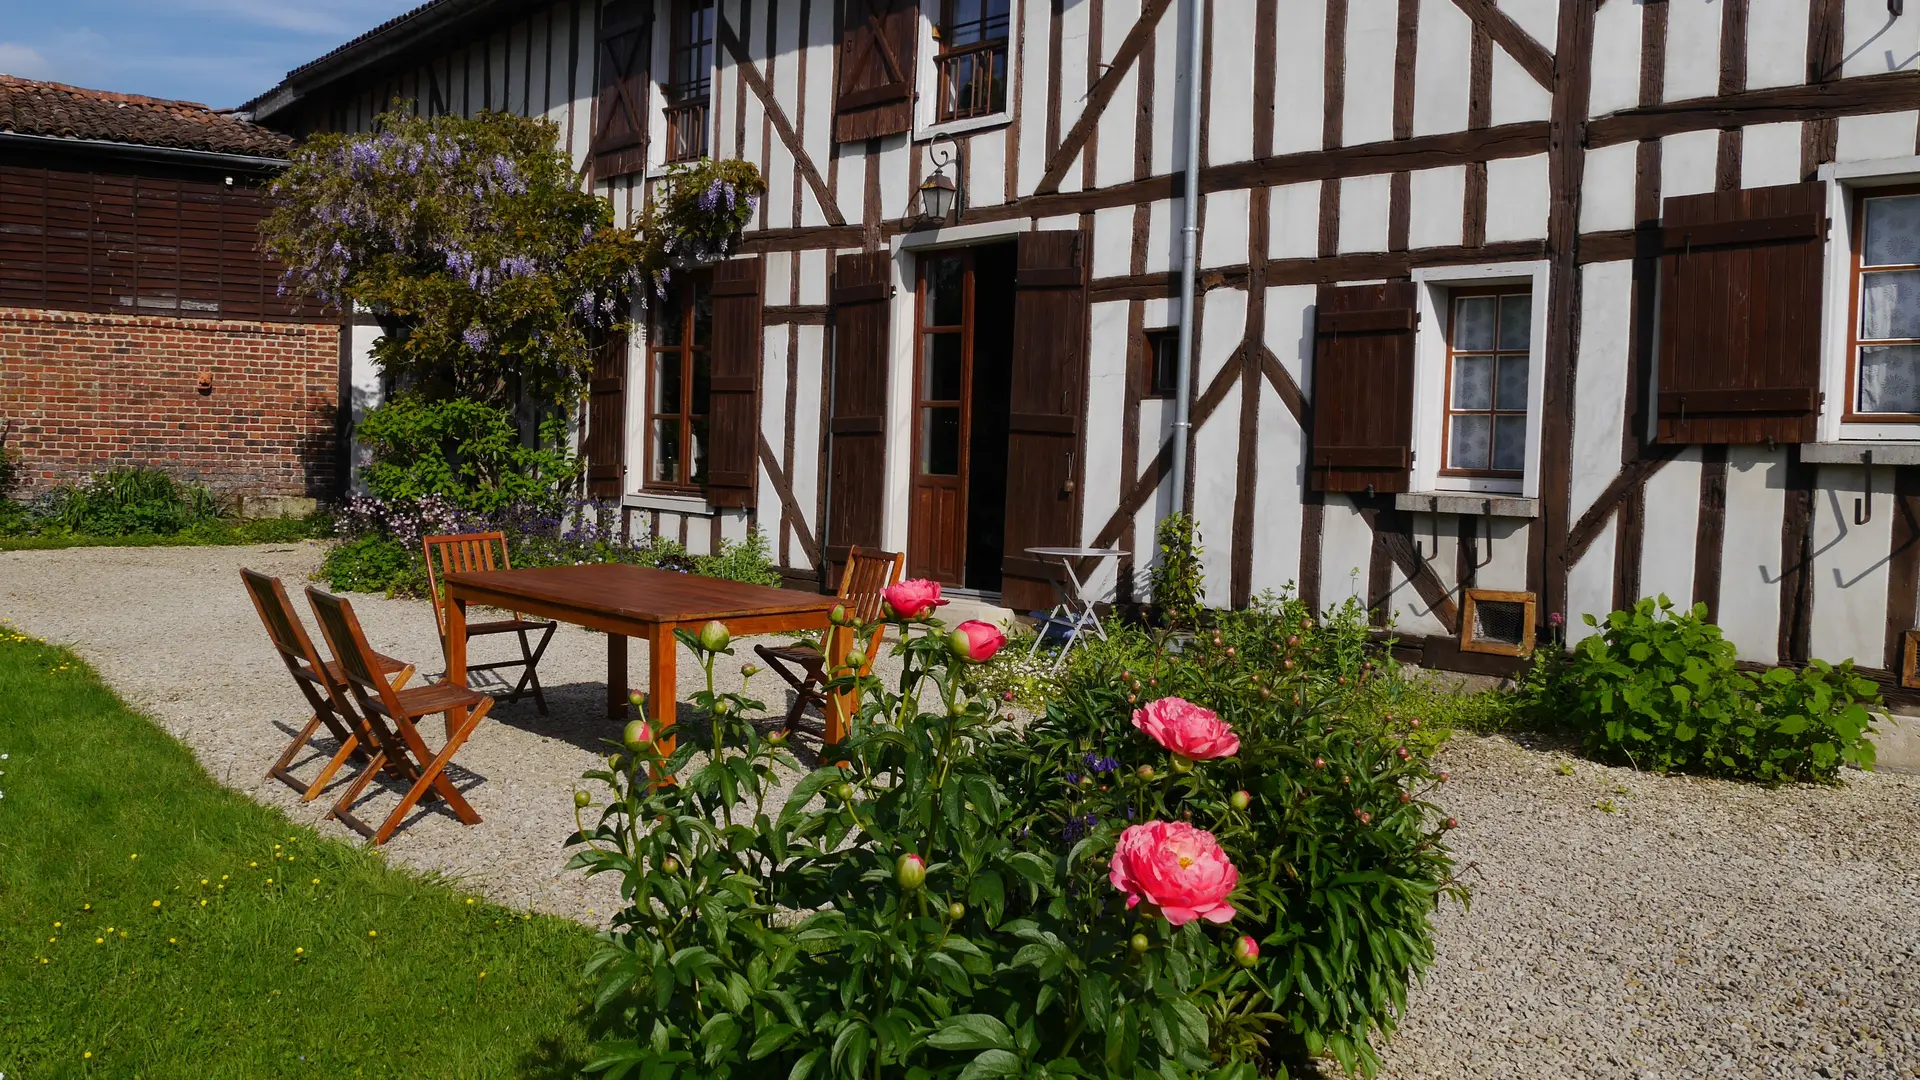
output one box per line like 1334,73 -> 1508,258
0,163 -> 309,322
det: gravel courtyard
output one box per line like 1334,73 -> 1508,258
3,543 -> 1918,1078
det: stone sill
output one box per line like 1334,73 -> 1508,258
1799,442 -> 1920,466
1394,493 -> 1540,518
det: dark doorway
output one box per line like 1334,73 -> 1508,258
906,241 -> 1017,592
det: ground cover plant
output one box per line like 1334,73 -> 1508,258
0,466 -> 333,549
1532,595 -> 1880,782
568,586 -> 1461,1079
0,626 -> 595,1078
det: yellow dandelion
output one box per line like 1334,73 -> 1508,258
368,930 -> 378,938
39,957 -> 48,964
118,932 -> 126,939
265,878 -> 273,885
221,875 -> 229,881
466,898 -> 474,905
200,900 -> 207,907
478,971 -> 487,979
54,921 -> 61,928
152,900 -> 161,909
95,937 -> 104,945
201,879 -> 208,886
83,903 -> 91,911
295,947 -> 305,955
129,853 -> 137,860
48,936 -> 56,943
249,862 -> 257,868
106,927 -> 114,933
169,938 -> 176,944
84,1051 -> 92,1059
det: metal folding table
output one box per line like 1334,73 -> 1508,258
1022,546 -> 1126,672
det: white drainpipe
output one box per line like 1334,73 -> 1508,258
1168,0 -> 1204,514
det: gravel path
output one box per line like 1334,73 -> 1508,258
5,544 -> 1918,1077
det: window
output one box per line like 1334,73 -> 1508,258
934,0 -> 1009,122
1442,289 -> 1531,477
1848,188 -> 1920,418
664,0 -> 713,163
646,274 -> 712,489
1140,327 -> 1179,398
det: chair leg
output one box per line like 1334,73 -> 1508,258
371,700 -> 490,845
327,750 -> 390,839
266,713 -> 333,798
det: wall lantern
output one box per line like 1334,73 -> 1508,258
917,133 -> 961,223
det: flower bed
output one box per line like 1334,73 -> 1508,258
568,585 -> 1461,1078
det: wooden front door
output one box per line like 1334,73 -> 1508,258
908,250 -> 973,585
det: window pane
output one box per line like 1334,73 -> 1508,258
652,418 -> 681,484
1498,293 -> 1531,351
1859,269 -> 1920,340
1858,344 -> 1920,414
1452,296 -> 1497,351
691,349 -> 711,416
1152,335 -> 1179,395
950,0 -> 983,43
1449,414 -> 1491,471
1451,355 -> 1493,411
653,351 -> 682,413
1864,194 -> 1920,267
925,332 -> 963,400
926,256 -> 964,326
1495,354 -> 1529,411
690,417 -> 709,485
692,284 -> 713,346
921,406 -> 962,475
656,302 -> 684,346
1492,415 -> 1527,472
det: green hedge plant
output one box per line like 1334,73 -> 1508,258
1555,596 -> 1879,782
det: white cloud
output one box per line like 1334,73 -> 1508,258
0,42 -> 54,78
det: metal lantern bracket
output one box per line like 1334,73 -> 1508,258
917,133 -> 963,223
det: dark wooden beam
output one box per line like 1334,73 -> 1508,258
1565,444 -> 1686,567
1034,0 -> 1177,194
1589,69 -> 1920,149
1448,0 -> 1555,91
1356,500 -> 1460,634
757,432 -> 821,567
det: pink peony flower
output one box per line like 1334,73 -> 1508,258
882,578 -> 948,619
1131,697 -> 1240,760
954,620 -> 1007,661
1109,820 -> 1238,926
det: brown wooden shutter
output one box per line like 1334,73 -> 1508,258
592,0 -> 653,181
705,256 -> 763,509
999,231 -> 1090,613
835,0 -> 917,142
1655,181 -> 1826,444
1309,282 -> 1418,494
584,322 -> 628,499
825,251 -> 895,583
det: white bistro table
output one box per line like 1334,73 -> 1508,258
1023,546 -> 1127,672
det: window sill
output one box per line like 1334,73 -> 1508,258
914,113 -> 1011,141
1800,441 -> 1920,465
627,490 -> 715,514
1394,492 -> 1540,518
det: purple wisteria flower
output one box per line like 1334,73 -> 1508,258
462,325 -> 491,352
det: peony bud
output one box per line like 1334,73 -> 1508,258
1136,764 -> 1155,780
1399,791 -> 1411,804
1282,658 -> 1294,670
1443,817 -> 1458,830
607,753 -> 626,772
660,856 -> 680,875
831,781 -> 856,802
1409,717 -> 1421,728
948,902 -> 966,921
1127,694 -> 1138,704
573,790 -> 591,808
1224,646 -> 1236,658
844,649 -> 869,670
741,663 -> 760,678
1313,757 -> 1326,769
767,730 -> 789,747
623,719 -> 653,752
1233,935 -> 1260,968
1438,771 -> 1450,783
698,620 -> 731,652
946,628 -> 973,659
1129,933 -> 1151,955
1286,634 -> 1300,647
895,853 -> 927,890
1003,690 -> 1016,702
1357,810 -> 1372,825
1230,789 -> 1252,811
830,603 -> 848,625
628,689 -> 645,707
712,698 -> 732,716
1170,755 -> 1194,774
1396,746 -> 1411,760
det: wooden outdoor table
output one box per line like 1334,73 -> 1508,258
442,564 -> 837,751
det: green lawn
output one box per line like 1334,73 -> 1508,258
0,626 -> 596,1078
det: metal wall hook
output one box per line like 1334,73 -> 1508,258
1413,496 -> 1441,562
1467,502 -> 1495,570
1855,450 -> 1875,525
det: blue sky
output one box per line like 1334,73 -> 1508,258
0,1 -> 426,109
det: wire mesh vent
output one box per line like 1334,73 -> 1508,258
1459,590 -> 1536,657
1472,600 -> 1529,647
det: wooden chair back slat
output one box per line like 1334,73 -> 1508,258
306,587 -> 405,721
423,532 -> 514,638
840,546 -> 904,623
242,568 -> 325,674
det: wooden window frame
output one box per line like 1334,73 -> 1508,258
644,272 -> 713,493
1843,182 -> 1920,423
1438,285 -> 1532,481
1459,588 -> 1537,658
933,0 -> 1010,124
1138,327 -> 1179,399
663,0 -> 714,164
910,249 -> 975,485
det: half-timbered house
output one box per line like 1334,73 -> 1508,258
248,0 -> 1920,699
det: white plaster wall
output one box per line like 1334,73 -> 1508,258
1408,166 -> 1467,249
1202,189 -> 1252,269
789,324 -> 827,567
1497,0 -> 1558,48
1017,0 -> 1054,197
1343,0 -> 1399,147
1273,0 -> 1327,155
1742,122 -> 1806,188
1748,0 -> 1812,89
1571,261 -> 1634,522
1484,153 -> 1550,242
1566,517 -> 1617,645
1414,0 -> 1473,136
1588,0 -> 1644,119
1809,465 -> 1896,664
1662,130 -> 1721,198
797,250 -> 830,307
1720,447 -> 1788,663
971,128 -> 1010,209
1208,0 -> 1256,165
1663,0 -> 1722,103
1192,385 -> 1241,609
1841,0 -> 1920,79
800,0 -> 839,226
1049,0 -> 1093,195
1264,284 -> 1318,398
1836,111 -> 1919,164
1337,174 -> 1393,253
1196,287 -> 1248,392
1084,301 -> 1132,563
1146,198 -> 1178,276
1319,495 -> 1374,612
1270,182 -> 1322,260
1249,378 -> 1304,599
1580,141 -> 1638,233
1093,206 -> 1135,280
1093,65 -> 1140,190
1489,49 -> 1551,126
1638,447 -> 1704,606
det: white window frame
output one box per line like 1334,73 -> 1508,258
1818,157 -> 1920,443
913,0 -> 1014,139
1407,260 -> 1552,499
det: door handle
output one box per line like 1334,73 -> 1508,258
1062,451 -> 1076,495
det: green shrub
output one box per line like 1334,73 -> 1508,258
320,535 -> 426,595
1150,511 -> 1206,629
43,467 -> 222,537
1551,596 -> 1878,782
984,593 -> 1461,1075
0,444 -> 19,499
691,527 -> 781,587
356,395 -> 579,512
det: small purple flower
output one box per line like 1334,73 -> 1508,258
462,325 -> 491,352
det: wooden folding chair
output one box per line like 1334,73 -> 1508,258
755,546 -> 904,737
242,569 -> 415,802
306,586 -> 494,846
422,532 -> 557,715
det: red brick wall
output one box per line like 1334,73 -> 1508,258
0,307 -> 341,497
